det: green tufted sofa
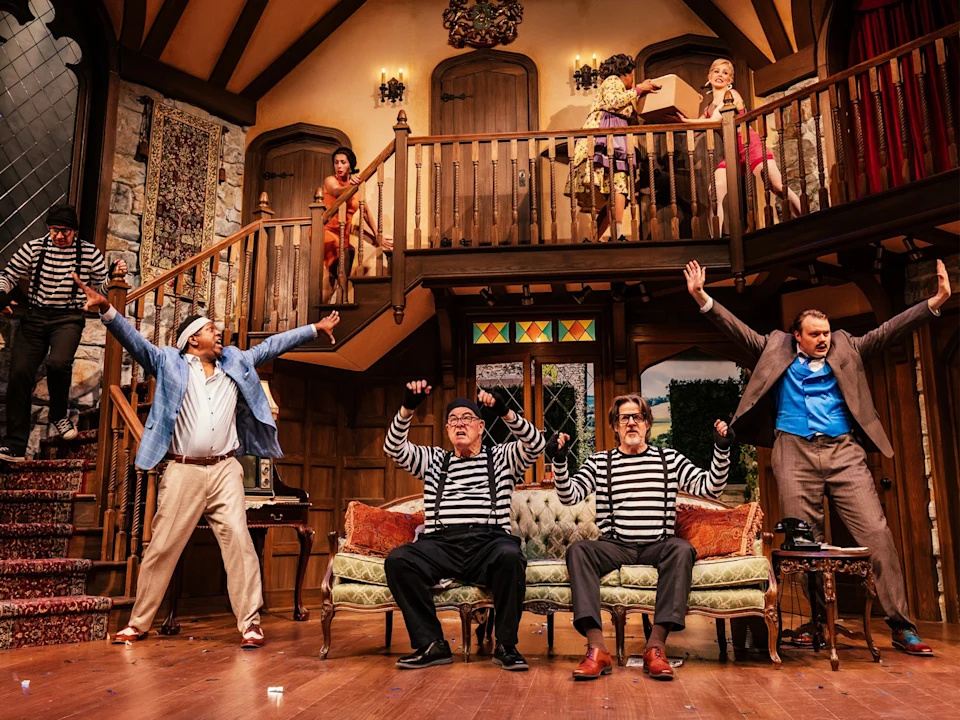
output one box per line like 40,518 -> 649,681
319,485 -> 780,666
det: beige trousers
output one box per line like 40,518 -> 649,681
128,457 -> 262,634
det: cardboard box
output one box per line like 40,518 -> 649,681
638,74 -> 703,123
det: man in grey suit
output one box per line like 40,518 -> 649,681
684,259 -> 951,656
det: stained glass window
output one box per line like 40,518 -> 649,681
515,320 -> 552,343
558,319 -> 596,342
473,321 -> 509,344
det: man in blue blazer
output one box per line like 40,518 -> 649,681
74,273 -> 339,648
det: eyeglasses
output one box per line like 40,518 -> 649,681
446,415 -> 479,428
48,227 -> 74,237
616,413 -> 647,426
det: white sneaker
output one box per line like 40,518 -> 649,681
0,446 -> 25,462
52,417 -> 78,441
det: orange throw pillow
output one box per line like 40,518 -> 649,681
674,502 -> 763,560
342,501 -> 424,558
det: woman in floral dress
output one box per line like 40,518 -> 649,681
566,54 -> 660,241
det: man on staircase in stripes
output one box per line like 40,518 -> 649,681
383,380 -> 545,671
73,272 -> 339,649
548,394 -> 734,682
0,205 -> 126,463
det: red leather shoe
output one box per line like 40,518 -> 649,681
642,646 -> 674,681
241,623 -> 264,649
892,628 -> 934,656
112,626 -> 146,644
572,647 -> 613,680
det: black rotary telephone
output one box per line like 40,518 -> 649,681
774,517 -> 821,551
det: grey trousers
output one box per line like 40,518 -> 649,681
566,535 -> 696,634
772,431 -> 913,629
129,458 -> 263,634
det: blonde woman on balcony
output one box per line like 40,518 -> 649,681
321,147 -> 392,301
678,58 -> 802,234
566,54 -> 660,241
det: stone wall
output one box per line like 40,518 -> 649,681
0,80 -> 247,457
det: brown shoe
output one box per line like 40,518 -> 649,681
572,647 -> 613,680
642,645 -> 674,680
112,625 -> 146,644
241,623 -> 264,649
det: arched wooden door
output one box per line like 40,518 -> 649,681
432,50 -> 539,245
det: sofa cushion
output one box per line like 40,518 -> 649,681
510,490 -> 598,560
674,502 -> 763,559
600,586 -> 766,612
342,501 -> 424,558
333,551 -> 390,586
332,581 -> 491,606
525,559 -> 619,587
620,554 -> 771,589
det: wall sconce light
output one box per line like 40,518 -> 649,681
573,54 -> 599,91
807,263 -> 820,286
379,67 -> 405,103
479,286 -> 496,307
573,283 -> 593,305
873,242 -> 885,272
903,236 -> 922,261
638,281 -> 651,303
521,284 -> 534,306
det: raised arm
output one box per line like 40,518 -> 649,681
478,387 -> 545,477
86,245 -> 110,295
382,380 -> 436,480
547,433 -> 599,505
853,259 -> 951,359
674,421 -> 734,500
243,311 -> 340,367
685,260 -> 767,360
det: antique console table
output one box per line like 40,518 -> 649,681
159,464 -> 314,635
772,548 -> 881,671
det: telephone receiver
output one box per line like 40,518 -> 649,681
775,517 -> 820,551
774,518 -> 811,534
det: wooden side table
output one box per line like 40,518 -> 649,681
772,548 -> 881,671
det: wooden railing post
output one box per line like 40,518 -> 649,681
721,93 -> 745,292
309,191 -> 327,322
95,274 -> 130,524
392,110 -> 409,324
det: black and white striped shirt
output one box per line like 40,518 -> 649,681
553,445 -> 730,543
0,236 -> 109,309
383,410 -> 546,532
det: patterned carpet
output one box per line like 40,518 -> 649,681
0,434 -> 111,649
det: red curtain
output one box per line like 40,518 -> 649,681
849,0 -> 958,193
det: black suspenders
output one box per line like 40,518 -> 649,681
30,236 -> 83,308
433,449 -> 498,529
604,447 -> 671,542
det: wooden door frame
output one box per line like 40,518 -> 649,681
635,34 -> 752,111
430,49 -> 540,134
242,123 -> 351,224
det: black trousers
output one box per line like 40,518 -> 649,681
385,524 -> 526,650
5,308 -> 84,453
567,534 -> 696,634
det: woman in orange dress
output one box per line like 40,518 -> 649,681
322,147 -> 391,296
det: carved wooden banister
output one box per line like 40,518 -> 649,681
407,121 -> 722,145
318,138 -> 398,228
109,385 -> 145,441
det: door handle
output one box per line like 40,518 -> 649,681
880,477 -> 892,490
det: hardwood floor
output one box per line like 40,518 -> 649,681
1,611 -> 959,719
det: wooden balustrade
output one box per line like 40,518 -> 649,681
734,23 -> 959,231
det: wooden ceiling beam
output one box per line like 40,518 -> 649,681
120,0 -> 146,50
209,0 -> 268,88
241,0 -> 369,101
792,0 -> 816,49
750,0 -> 793,60
752,264 -> 790,298
912,227 -> 960,249
141,0 -> 189,59
679,0 -> 772,69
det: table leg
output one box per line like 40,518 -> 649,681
293,524 -> 315,621
862,571 -> 881,662
823,569 -> 840,671
249,527 -> 267,612
160,554 -> 185,636
807,570 -> 821,653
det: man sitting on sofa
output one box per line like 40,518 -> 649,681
383,380 -> 545,671
548,393 -> 734,681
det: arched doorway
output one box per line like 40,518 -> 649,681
431,49 -> 539,245
242,123 -> 351,222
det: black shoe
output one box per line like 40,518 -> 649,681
396,639 -> 454,669
493,643 -> 529,671
0,446 -> 25,463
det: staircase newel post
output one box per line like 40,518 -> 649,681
309,190 -> 327,321
391,111 -> 409,324
95,274 -> 130,527
720,92 -> 746,292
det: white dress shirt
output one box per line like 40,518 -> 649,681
170,354 -> 240,458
